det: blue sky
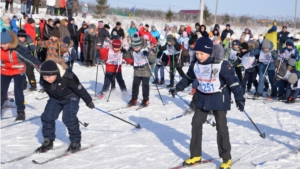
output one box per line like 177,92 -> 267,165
107,0 -> 300,18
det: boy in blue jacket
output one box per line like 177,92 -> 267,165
169,36 -> 245,169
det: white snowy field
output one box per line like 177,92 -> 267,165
1,63 -> 300,169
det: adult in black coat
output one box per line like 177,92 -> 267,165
277,26 -> 290,51
68,18 -> 78,53
98,24 -> 110,45
43,19 -> 55,40
111,21 -> 124,39
221,24 -> 234,42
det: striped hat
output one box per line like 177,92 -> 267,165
131,34 -> 142,48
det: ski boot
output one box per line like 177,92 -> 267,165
184,107 -> 194,115
15,110 -> 25,122
67,142 -> 81,153
152,79 -> 159,84
127,99 -> 137,107
35,138 -> 54,153
140,99 -> 149,107
159,80 -> 165,85
28,87 -> 37,92
98,93 -> 105,99
183,156 -> 202,166
166,83 -> 174,88
220,159 -> 232,169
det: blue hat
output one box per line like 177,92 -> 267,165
286,38 -> 294,46
194,36 -> 213,55
226,24 -> 230,27
63,36 -> 71,45
272,25 -> 277,31
0,28 -> 12,44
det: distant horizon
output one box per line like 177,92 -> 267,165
106,0 -> 300,19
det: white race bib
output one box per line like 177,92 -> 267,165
133,50 -> 148,67
194,61 -> 222,93
241,52 -> 256,69
291,79 -> 300,90
279,49 -> 293,60
106,48 -> 122,65
259,51 -> 274,64
229,50 -> 238,61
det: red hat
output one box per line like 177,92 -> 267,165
112,39 -> 121,48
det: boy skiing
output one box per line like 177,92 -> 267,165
36,58 -> 95,153
98,39 -> 127,99
169,36 -> 245,169
124,35 -> 156,107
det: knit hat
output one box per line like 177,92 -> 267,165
1,16 -> 9,22
17,29 -> 27,37
131,34 -> 142,48
226,24 -> 230,27
0,28 -> 12,44
51,29 -> 60,38
104,24 -> 110,29
232,40 -> 240,46
166,35 -> 175,45
245,28 -> 249,31
286,39 -> 294,46
288,58 -> 297,67
241,42 -> 249,50
40,60 -> 59,76
89,23 -> 96,30
195,22 -> 200,27
189,38 -> 196,45
253,34 -> 258,40
262,39 -> 271,49
69,17 -> 74,22
288,73 -> 298,84
145,24 -> 149,28
194,36 -> 213,55
63,36 -> 71,45
112,39 -> 121,48
82,21 -> 87,26
116,21 -> 121,26
28,18 -> 35,24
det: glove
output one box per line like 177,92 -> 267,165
232,58 -> 241,67
143,50 -> 149,57
86,102 -> 95,109
236,101 -> 245,112
271,50 -> 277,56
291,54 -> 296,59
169,88 -> 177,98
121,48 -> 127,54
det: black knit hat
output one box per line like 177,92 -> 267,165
40,60 -> 59,76
82,21 -> 87,26
194,36 -> 213,55
17,29 -> 27,37
195,22 -> 200,27
241,42 -> 249,50
28,18 -> 35,24
116,21 -> 121,26
63,36 -> 71,45
104,24 -> 110,29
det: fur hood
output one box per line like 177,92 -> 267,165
8,30 -> 19,49
211,44 -> 225,62
46,58 -> 68,77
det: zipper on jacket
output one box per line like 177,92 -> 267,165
9,50 -> 13,63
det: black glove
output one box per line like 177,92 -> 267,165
232,58 -> 241,67
169,88 -> 177,98
291,54 -> 296,59
121,48 -> 127,54
236,101 -> 245,112
143,50 -> 149,57
86,102 -> 95,109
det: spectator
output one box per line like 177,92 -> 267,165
0,16 -> 11,31
278,26 -> 290,51
127,21 -> 138,37
77,21 -> 88,61
72,0 -> 79,17
221,24 -> 234,42
21,0 -> 27,15
68,18 -> 78,54
83,24 -> 99,67
23,18 -> 36,45
5,0 -> 13,13
60,0 -> 66,16
46,0 -> 55,16
55,0 -> 60,16
111,21 -> 124,39
59,19 -> 70,40
10,15 -> 19,34
98,24 -> 110,46
66,0 -> 73,18
26,0 -> 32,14
82,4 -> 88,18
32,0 -> 41,14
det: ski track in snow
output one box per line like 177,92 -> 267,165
1,5 -> 300,169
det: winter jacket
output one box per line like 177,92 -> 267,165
99,48 -> 123,73
66,0 -> 73,9
278,31 -> 290,49
199,25 -> 207,37
175,55 -> 245,111
111,27 -> 124,39
33,0 -> 40,5
46,0 -> 55,6
81,6 -> 88,13
55,0 -> 60,8
83,31 -> 99,61
123,44 -> 156,77
72,0 -> 78,10
285,70 -> 300,99
179,37 -> 190,50
279,47 -> 300,62
59,20 -> 70,40
18,35 -> 36,54
139,29 -> 157,46
60,0 -> 66,8
40,58 -> 92,103
43,24 -> 54,40
1,31 -> 40,76
98,27 -> 109,45
10,19 -> 19,34
150,30 -> 160,41
265,27 -> 278,50
24,23 -> 36,44
38,39 -> 68,59
221,29 -> 234,42
0,20 -> 11,31
127,26 -> 138,37
68,22 -> 78,41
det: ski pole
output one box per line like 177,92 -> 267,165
94,58 -> 99,97
243,110 -> 265,138
106,74 -> 116,102
79,120 -> 89,127
94,107 -> 141,129
163,66 -> 179,84
174,93 -> 216,127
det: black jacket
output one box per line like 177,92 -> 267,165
278,31 -> 290,44
98,28 -> 109,44
68,22 -> 78,41
40,69 -> 92,103
221,29 -> 234,42
43,24 -> 54,40
111,27 -> 125,39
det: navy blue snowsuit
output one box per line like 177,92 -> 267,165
40,66 -> 92,143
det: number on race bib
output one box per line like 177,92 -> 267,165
201,83 -> 215,92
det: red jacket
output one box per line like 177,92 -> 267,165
60,0 -> 66,8
1,49 -> 26,76
40,19 -> 46,40
99,48 -> 122,73
186,26 -> 191,35
138,29 -> 157,46
24,23 -> 36,44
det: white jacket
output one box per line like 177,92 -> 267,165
46,0 -> 55,6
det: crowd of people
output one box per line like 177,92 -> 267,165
1,10 -> 300,168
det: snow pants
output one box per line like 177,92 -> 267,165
1,74 -> 25,111
41,97 -> 81,143
101,72 -> 127,93
190,108 -> 231,161
132,76 -> 150,100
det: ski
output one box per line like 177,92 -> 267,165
108,105 -> 134,113
136,105 -> 148,111
1,116 -> 40,129
32,144 -> 94,165
170,158 -> 219,169
1,146 -> 63,164
1,116 -> 15,120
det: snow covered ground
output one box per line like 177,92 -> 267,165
1,63 -> 300,169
